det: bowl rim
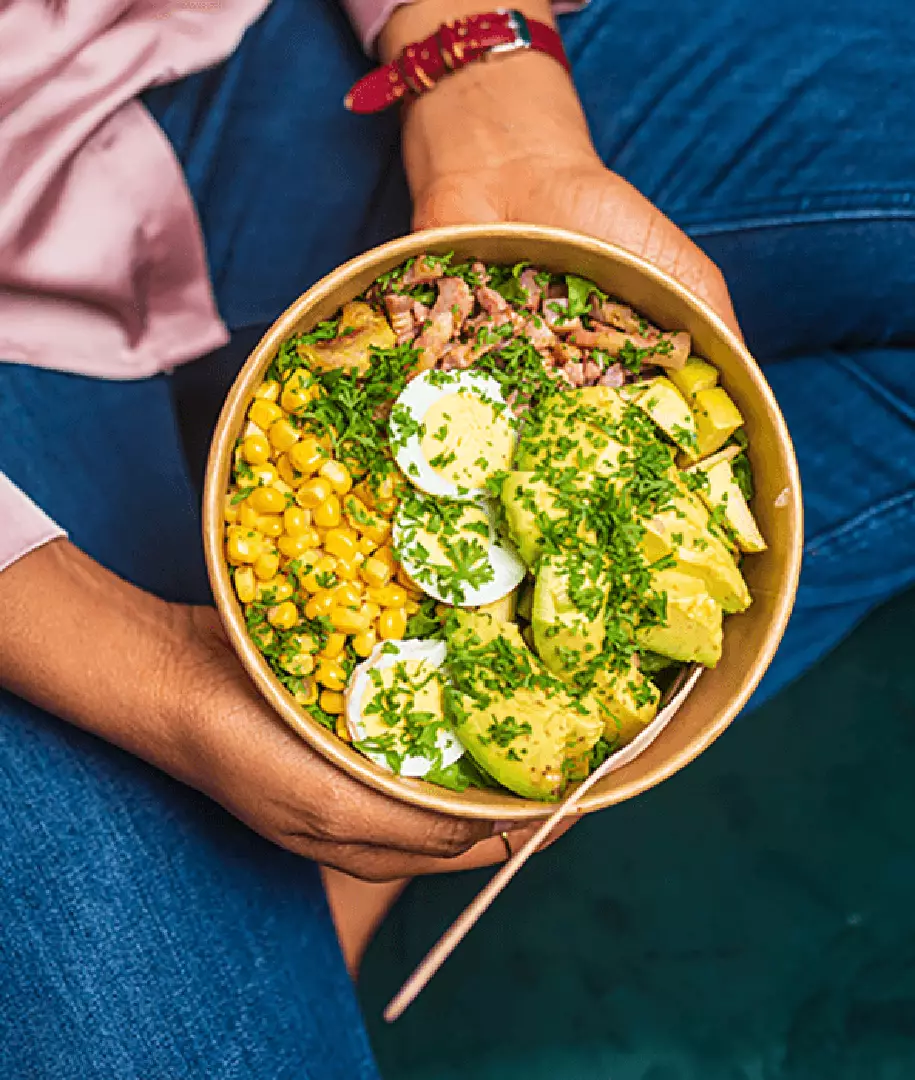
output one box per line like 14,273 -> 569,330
203,223 -> 803,820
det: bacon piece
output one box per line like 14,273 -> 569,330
476,285 -> 509,316
440,344 -> 475,371
402,256 -> 444,286
519,267 -> 542,311
583,359 -> 603,385
471,261 -> 490,286
384,294 -> 415,344
521,315 -> 556,352
412,300 -> 429,324
564,361 -> 585,387
542,298 -> 582,334
593,298 -> 643,335
599,364 -> 626,388
552,342 -> 582,366
570,323 -> 690,370
414,277 -> 473,371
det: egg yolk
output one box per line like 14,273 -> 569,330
359,659 -> 443,747
419,391 -> 514,491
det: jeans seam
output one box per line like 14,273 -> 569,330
682,204 -> 915,238
805,489 -> 915,559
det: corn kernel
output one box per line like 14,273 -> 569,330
333,582 -> 363,609
268,418 -> 300,453
377,607 -> 408,640
335,714 -> 351,740
233,566 -> 256,604
361,556 -> 392,588
281,371 -> 319,414
250,463 -> 279,487
283,507 -> 313,538
366,584 -> 407,608
289,437 -> 327,477
313,494 -> 342,529
267,601 -> 299,630
296,476 -> 333,509
351,628 -> 377,657
315,658 -> 347,692
254,379 -> 281,402
226,527 -> 262,565
257,575 -> 294,603
246,486 -> 284,514
320,690 -> 346,716
320,632 -> 347,659
276,453 -> 299,486
256,514 -> 284,538
357,536 -> 378,556
329,606 -> 371,634
253,551 -> 280,581
324,528 -> 357,561
404,599 -> 420,615
248,399 -> 283,430
278,533 -> 321,559
319,459 -> 353,496
333,555 -> 359,581
364,602 -> 381,622
295,681 -> 319,708
305,591 -> 336,620
224,495 -> 240,525
238,503 -> 258,529
279,648 -> 314,677
242,432 -> 271,465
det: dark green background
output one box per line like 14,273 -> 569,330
360,590 -> 915,1079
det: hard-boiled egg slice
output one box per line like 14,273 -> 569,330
345,639 -> 463,779
393,492 -> 526,607
389,370 -> 516,500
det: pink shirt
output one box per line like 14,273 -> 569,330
0,0 -> 573,572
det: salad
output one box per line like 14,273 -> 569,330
222,253 -> 766,801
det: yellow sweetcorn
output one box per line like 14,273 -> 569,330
268,418 -> 299,453
315,658 -> 348,692
267,601 -> 299,630
321,691 -> 345,716
313,494 -> 342,529
361,556 -> 392,588
257,575 -> 294,603
377,608 -> 408,640
366,583 -> 407,608
320,632 -> 347,659
256,514 -> 284,538
289,437 -> 327,477
248,485 -> 285,514
242,432 -> 271,465
254,379 -> 281,402
248,399 -> 283,430
324,528 -> 358,560
226,526 -> 262,565
283,507 -> 312,538
234,567 -> 256,604
351,628 -> 377,657
319,459 -> 353,496
253,551 -> 280,581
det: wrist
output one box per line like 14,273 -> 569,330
379,2 -> 595,198
0,540 -> 198,781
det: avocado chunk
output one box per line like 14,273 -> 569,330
445,612 -> 603,800
636,569 -> 724,667
592,656 -> 661,747
691,458 -> 766,554
531,555 -> 607,677
631,377 -> 698,454
515,386 -> 626,484
668,357 -> 718,401
501,471 -> 595,570
641,488 -> 752,614
686,387 -> 744,460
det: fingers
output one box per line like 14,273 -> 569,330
285,815 -> 578,882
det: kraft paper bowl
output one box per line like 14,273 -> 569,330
203,224 -> 803,821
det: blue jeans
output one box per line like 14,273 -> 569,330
2,0 -> 913,1075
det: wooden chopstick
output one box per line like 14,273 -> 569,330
384,665 -> 703,1022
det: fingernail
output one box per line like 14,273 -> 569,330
491,820 -> 525,834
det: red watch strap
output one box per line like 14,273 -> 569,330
345,9 -> 570,114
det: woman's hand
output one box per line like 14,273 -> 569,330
381,0 -> 740,335
0,541 -> 544,881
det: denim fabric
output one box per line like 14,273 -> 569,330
1,0 -> 913,1074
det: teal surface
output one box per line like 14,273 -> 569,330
360,591 -> 915,1079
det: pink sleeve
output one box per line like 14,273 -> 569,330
342,0 -> 585,54
0,473 -> 66,574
